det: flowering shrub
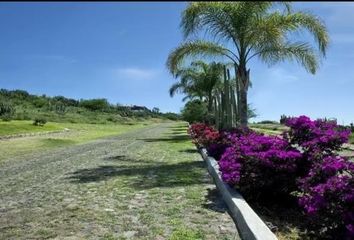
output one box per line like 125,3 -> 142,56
188,123 -> 209,142
284,115 -> 350,153
219,131 -> 302,199
283,116 -> 353,237
188,116 -> 353,237
297,155 -> 354,239
188,123 -> 220,148
188,123 -> 257,160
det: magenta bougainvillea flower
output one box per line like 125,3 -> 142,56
188,116 -> 354,238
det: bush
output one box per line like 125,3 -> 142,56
283,116 -> 350,154
0,100 -> 15,121
219,131 -> 302,199
296,155 -> 354,239
54,103 -> 67,115
284,116 -> 353,238
257,120 -> 278,124
189,115 -> 354,238
2,114 -> 13,121
188,123 -> 219,146
106,115 -> 122,123
280,114 -> 291,125
163,112 -> 181,121
79,99 -> 110,111
181,100 -> 207,123
33,118 -> 47,126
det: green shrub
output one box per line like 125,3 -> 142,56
181,100 -> 207,123
54,103 -> 67,115
163,112 -> 181,121
257,120 -> 278,124
32,98 -> 48,108
79,99 -> 110,111
0,100 -> 15,121
2,114 -> 13,121
106,115 -> 123,123
33,118 -> 47,126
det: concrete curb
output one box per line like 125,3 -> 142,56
198,147 -> 278,240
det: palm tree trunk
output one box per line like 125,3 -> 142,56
223,66 -> 231,129
234,64 -> 241,123
216,92 -> 224,130
230,87 -> 238,127
214,96 -> 219,129
237,64 -> 250,127
207,92 -> 213,113
239,87 -> 248,127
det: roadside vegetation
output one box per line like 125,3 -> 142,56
0,88 -> 180,124
168,2 -> 354,240
167,2 -> 328,128
2,2 -> 354,240
189,117 -> 353,239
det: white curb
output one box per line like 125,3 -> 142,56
198,147 -> 278,240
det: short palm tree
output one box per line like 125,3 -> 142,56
169,61 -> 224,113
167,2 -> 329,127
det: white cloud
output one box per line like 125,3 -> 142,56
114,67 -> 160,80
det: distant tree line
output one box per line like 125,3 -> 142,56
0,89 -> 180,122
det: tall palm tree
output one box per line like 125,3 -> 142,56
169,61 -> 224,113
167,2 -> 329,127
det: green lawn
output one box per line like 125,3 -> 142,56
249,123 -> 286,136
0,120 -> 64,136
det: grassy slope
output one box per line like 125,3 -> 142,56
0,120 -> 64,136
0,119 -> 168,162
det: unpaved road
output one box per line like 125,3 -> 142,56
0,122 -> 239,240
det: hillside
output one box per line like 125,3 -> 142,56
0,89 -> 180,124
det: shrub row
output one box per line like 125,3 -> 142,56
189,116 -> 354,239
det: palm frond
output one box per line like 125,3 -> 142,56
169,82 -> 184,97
166,40 -> 237,76
256,42 -> 319,74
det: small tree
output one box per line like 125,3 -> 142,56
152,107 -> 160,114
33,117 -> 47,126
0,100 -> 15,121
181,99 -> 207,123
54,103 -> 67,115
79,99 -> 110,111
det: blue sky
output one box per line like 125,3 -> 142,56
0,2 -> 353,124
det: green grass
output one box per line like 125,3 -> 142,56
169,227 -> 204,240
0,120 -> 64,136
250,123 -> 288,131
350,134 -> 354,144
0,119 -> 166,162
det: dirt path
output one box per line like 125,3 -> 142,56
0,122 -> 239,240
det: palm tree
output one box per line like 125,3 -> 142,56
169,61 -> 224,113
167,2 -> 329,127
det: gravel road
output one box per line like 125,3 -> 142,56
0,122 -> 239,240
